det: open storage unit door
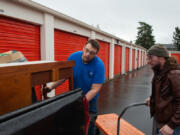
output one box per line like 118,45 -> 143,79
97,40 -> 110,79
54,29 -> 88,95
125,48 -> 130,72
0,15 -> 41,101
114,45 -> 122,76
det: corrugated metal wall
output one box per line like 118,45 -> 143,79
143,52 -> 145,65
171,53 -> 180,63
97,40 -> 110,79
54,29 -> 88,95
114,45 -> 122,75
141,51 -> 143,67
125,48 -> 130,72
132,49 -> 135,70
137,50 -> 139,68
0,16 -> 40,60
0,16 -> 42,101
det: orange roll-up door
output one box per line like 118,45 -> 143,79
97,40 -> 110,79
132,49 -> 135,70
141,51 -> 143,67
143,52 -> 145,65
125,48 -> 130,72
0,16 -> 41,100
137,50 -> 139,68
54,29 -> 88,95
114,45 -> 122,75
171,53 -> 180,64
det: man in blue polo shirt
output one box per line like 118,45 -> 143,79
45,39 -> 105,135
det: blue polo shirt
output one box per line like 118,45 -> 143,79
67,51 -> 105,112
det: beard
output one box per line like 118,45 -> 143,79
152,63 -> 161,74
82,55 -> 95,64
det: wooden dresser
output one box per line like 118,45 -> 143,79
0,61 -> 75,115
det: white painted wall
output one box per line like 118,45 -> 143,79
0,0 -> 43,25
41,13 -> 55,97
143,51 -> 145,66
41,13 -> 54,61
170,51 -> 180,54
96,32 -> 112,43
129,46 -> 133,71
121,44 -> 126,74
145,51 -> 147,65
90,31 -> 96,39
169,52 -> 172,57
109,38 -> 115,79
54,18 -> 91,38
135,49 -> 137,69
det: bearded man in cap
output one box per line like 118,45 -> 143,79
145,45 -> 180,135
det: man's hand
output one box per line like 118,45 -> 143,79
43,85 -> 52,93
145,97 -> 150,106
42,79 -> 66,99
159,125 -> 174,135
85,84 -> 103,101
42,85 -> 52,99
43,79 -> 66,93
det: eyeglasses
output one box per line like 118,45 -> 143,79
84,48 -> 97,56
147,55 -> 152,59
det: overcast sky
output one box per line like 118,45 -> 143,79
32,0 -> 180,44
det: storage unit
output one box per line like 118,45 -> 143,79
141,51 -> 143,66
125,48 -> 130,72
97,40 -> 110,79
141,52 -> 144,66
171,53 -> 180,63
0,16 -> 41,100
132,49 -> 135,70
137,50 -> 139,68
0,16 -> 40,61
114,45 -> 122,75
54,29 -> 88,95
143,52 -> 145,65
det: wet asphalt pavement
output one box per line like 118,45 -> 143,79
98,65 -> 153,135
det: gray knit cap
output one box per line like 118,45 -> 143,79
147,45 -> 169,57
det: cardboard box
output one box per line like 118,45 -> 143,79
0,51 -> 25,64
